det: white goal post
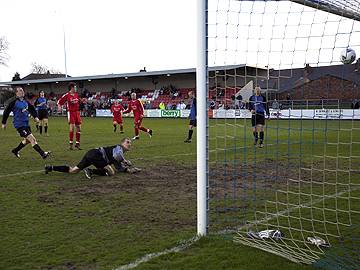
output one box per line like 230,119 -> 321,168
197,0 -> 209,236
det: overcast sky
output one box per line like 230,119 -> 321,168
0,0 -> 197,82
1,0 -> 359,82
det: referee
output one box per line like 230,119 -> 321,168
248,86 -> 270,148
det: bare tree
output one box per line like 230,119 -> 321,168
0,36 -> 9,66
31,62 -> 48,74
31,62 -> 62,74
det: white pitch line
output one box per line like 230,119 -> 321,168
114,236 -> 200,270
0,169 -> 44,179
0,142 -> 281,179
0,152 -> 196,179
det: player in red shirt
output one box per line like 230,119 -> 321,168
123,93 -> 152,140
111,100 -> 124,133
57,82 -> 83,150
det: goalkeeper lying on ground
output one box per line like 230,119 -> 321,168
45,137 -> 141,179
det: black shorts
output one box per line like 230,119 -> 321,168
38,109 -> 49,120
189,119 -> 197,127
77,149 -> 108,170
17,127 -> 32,138
251,113 -> 265,127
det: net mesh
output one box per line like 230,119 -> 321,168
207,0 -> 360,268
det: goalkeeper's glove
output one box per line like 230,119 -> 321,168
123,159 -> 132,166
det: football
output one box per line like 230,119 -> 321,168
340,48 -> 356,64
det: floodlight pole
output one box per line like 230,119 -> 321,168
196,0 -> 208,236
63,24 -> 68,77
54,9 -> 68,77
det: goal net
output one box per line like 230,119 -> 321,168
206,0 -> 360,268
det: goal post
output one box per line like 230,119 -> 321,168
197,0 -> 209,236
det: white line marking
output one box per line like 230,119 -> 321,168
0,143 -> 279,178
113,236 -> 200,270
0,151 -> 198,179
0,170 -> 44,178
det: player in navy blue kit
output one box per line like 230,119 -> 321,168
34,90 -> 49,135
1,87 -> 51,159
184,91 -> 196,143
249,86 -> 270,148
44,137 -> 140,179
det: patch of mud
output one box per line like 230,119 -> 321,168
37,162 -> 198,230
